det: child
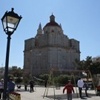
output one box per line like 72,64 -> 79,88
63,80 -> 74,100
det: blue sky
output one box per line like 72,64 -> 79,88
0,0 -> 100,68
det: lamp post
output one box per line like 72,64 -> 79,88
1,8 -> 22,100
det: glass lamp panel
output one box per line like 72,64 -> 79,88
7,16 -> 19,24
7,23 -> 15,33
7,16 -> 19,31
2,17 -> 7,32
3,22 -> 8,33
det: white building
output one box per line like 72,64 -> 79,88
23,15 -> 80,76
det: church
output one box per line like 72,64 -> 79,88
23,14 -> 80,76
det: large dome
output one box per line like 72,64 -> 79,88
44,14 -> 60,28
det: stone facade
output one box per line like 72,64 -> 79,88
23,15 -> 80,76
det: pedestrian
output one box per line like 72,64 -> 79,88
44,79 -> 48,88
29,80 -> 34,92
0,79 -> 4,99
84,82 -> 88,97
63,80 -> 74,100
77,78 -> 84,98
24,84 -> 28,91
7,78 -> 15,93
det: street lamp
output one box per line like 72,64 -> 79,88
1,8 -> 22,100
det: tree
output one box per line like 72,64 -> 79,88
9,67 -> 23,78
74,59 -> 86,70
90,61 -> 100,74
75,56 -> 100,75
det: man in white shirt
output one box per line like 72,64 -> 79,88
77,78 -> 84,98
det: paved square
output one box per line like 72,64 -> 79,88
16,86 -> 100,100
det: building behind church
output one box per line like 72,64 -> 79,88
23,15 -> 80,76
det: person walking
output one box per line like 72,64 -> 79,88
29,80 -> 34,92
84,82 -> 88,97
77,78 -> 84,98
7,78 -> 15,99
0,79 -> 4,99
44,79 -> 48,88
7,78 -> 15,93
63,80 -> 74,100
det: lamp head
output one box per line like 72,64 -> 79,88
1,8 -> 22,35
